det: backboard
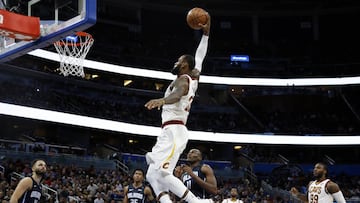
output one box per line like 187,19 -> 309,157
0,0 -> 96,62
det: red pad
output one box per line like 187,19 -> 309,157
0,9 -> 40,41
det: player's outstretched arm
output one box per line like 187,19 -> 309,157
194,14 -> 210,73
327,181 -> 346,203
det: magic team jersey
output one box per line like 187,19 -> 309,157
127,184 -> 146,203
181,164 -> 210,199
161,74 -> 198,124
18,177 -> 42,203
308,179 -> 333,203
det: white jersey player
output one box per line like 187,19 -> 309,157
144,14 -> 212,203
291,162 -> 346,203
221,188 -> 243,203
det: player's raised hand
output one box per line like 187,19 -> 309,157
198,13 -> 210,36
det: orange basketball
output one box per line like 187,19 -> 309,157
186,7 -> 209,30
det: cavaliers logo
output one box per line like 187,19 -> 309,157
162,162 -> 170,169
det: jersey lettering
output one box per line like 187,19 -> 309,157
30,191 -> 41,199
127,185 -> 145,203
308,179 -> 333,203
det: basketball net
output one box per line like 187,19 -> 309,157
53,31 -> 94,78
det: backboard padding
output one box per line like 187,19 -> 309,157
0,0 -> 96,62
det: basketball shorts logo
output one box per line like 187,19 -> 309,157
162,162 -> 170,169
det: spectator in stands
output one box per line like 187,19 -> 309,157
87,178 -> 99,200
94,192 -> 105,203
108,185 -> 123,202
0,190 -> 5,202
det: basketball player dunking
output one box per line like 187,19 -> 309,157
290,162 -> 346,203
123,169 -> 155,203
144,14 -> 212,203
10,159 -> 47,203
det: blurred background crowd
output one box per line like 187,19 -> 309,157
1,0 -> 360,202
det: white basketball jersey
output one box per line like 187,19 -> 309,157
161,74 -> 198,124
308,179 -> 333,203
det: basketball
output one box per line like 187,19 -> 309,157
186,7 -> 209,30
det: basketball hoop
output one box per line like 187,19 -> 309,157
53,31 -> 94,78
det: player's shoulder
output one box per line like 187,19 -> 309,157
190,69 -> 200,80
144,185 -> 153,194
326,179 -> 339,187
201,163 -> 214,172
179,72 -> 199,81
176,74 -> 191,83
326,180 -> 341,193
20,176 -> 33,184
201,163 -> 212,168
307,180 -> 314,188
17,177 -> 33,189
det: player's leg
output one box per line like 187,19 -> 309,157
156,126 -> 212,203
145,128 -> 178,203
146,163 -> 172,203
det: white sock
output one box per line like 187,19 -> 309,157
183,191 -> 198,203
160,175 -> 213,203
159,194 -> 172,203
161,175 -> 200,203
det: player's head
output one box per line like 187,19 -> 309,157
172,54 -> 195,75
187,148 -> 202,164
183,55 -> 195,70
31,159 -> 47,176
313,162 -> 328,179
132,168 -> 145,183
230,187 -> 238,198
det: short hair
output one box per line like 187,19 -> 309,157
317,162 -> 328,176
132,168 -> 145,176
190,149 -> 203,159
32,159 -> 45,168
183,54 -> 195,70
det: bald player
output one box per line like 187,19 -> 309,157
290,162 -> 346,203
